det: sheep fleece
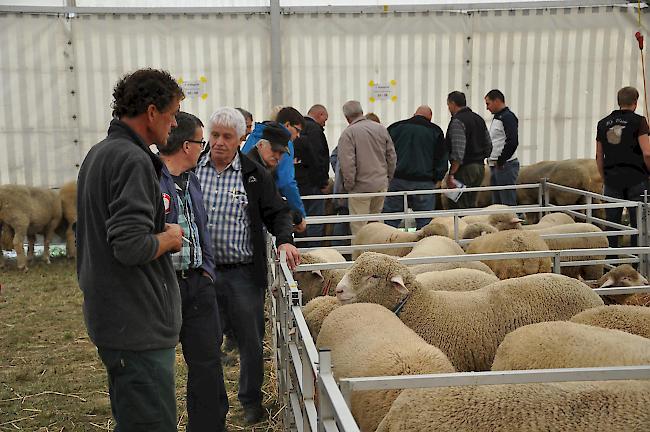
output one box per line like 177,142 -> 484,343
571,305 -> 650,339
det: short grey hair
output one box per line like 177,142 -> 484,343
208,107 -> 246,138
342,100 -> 363,119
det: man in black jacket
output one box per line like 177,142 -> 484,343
382,105 -> 447,229
445,91 -> 493,209
76,68 -> 184,431
294,104 -> 330,247
196,107 -> 299,425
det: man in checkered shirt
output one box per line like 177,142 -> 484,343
196,107 -> 299,425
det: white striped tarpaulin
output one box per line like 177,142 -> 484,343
0,5 -> 648,187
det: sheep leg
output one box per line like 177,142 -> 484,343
65,224 -> 76,259
27,235 -> 36,261
12,227 -> 28,271
42,224 -> 57,264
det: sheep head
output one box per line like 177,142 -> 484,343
335,252 -> 417,309
462,222 -> 497,240
489,212 -> 523,231
598,264 -> 649,288
418,221 -> 449,239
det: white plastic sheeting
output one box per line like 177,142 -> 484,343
0,5 -> 648,187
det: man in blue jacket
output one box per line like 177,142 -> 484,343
158,112 -> 228,432
242,106 -> 307,233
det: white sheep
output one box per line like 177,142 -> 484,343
335,252 -> 603,371
466,229 -> 552,279
376,381 -> 650,431
461,222 -> 497,240
586,264 -> 649,305
317,303 -> 455,432
58,181 -> 77,259
351,221 -> 448,259
491,321 -> 650,371
0,185 -> 63,270
521,212 -> 574,230
571,305 -> 650,339
302,295 -> 340,340
532,222 -> 609,280
409,260 -> 496,276
415,268 -> 498,292
426,216 -> 467,240
402,235 -> 464,259
293,248 -> 347,302
462,204 -> 523,231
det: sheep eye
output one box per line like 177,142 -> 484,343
370,274 -> 381,279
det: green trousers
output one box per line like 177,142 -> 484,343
448,162 -> 486,209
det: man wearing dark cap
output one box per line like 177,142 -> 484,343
246,121 -> 291,170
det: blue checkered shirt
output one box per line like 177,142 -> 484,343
196,153 -> 254,264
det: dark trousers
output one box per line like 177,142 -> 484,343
331,199 -> 351,247
214,263 -> 265,408
382,177 -> 436,229
448,162 -> 486,209
178,270 -> 228,432
295,184 -> 325,248
604,179 -> 650,248
490,159 -> 520,206
97,347 -> 177,432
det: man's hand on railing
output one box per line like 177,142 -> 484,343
278,243 -> 300,270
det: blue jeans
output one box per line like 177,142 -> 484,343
214,263 -> 265,409
295,185 -> 325,248
382,178 -> 436,229
178,270 -> 228,432
604,179 -> 650,248
490,159 -> 520,206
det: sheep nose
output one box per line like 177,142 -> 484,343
335,288 -> 344,294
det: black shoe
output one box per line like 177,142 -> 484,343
243,404 -> 266,425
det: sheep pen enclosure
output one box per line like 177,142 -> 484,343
272,181 -> 650,431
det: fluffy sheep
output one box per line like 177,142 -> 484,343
402,235 -> 464,259
317,303 -> 455,432
426,216 -> 467,240
533,223 -> 609,280
302,295 -> 340,340
589,264 -> 649,305
58,181 -> 77,259
461,222 -> 497,240
409,260 -> 496,276
335,252 -> 603,371
415,268 -> 498,292
462,204 -> 523,231
521,212 -> 575,230
571,305 -> 650,339
466,229 -> 552,279
293,248 -> 347,302
376,381 -> 650,432
0,185 -> 63,270
352,221 -> 448,259
491,321 -> 650,371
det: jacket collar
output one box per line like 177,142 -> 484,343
108,118 -> 164,176
453,106 -> 472,117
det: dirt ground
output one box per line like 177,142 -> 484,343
0,258 -> 283,431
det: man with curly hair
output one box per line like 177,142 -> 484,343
77,68 -> 185,431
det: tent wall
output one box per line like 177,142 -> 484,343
0,5 -> 647,187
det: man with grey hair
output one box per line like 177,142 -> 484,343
337,100 -> 396,235
196,107 -> 299,425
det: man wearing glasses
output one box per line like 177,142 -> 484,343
158,112 -> 228,431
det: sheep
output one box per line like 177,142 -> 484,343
58,181 -> 77,259
316,303 -> 455,432
409,260 -> 496,276
415,268 -> 498,292
351,221 -> 448,259
0,185 -> 63,270
302,295 -> 340,340
376,381 -> 650,432
461,204 -> 523,231
521,212 -> 574,230
466,229 -> 552,279
461,222 -> 497,240
293,248 -> 347,302
587,263 -> 649,305
426,216 -> 467,240
492,321 -> 650,372
532,223 -> 609,280
335,252 -> 603,371
402,235 -> 464,259
571,305 -> 650,339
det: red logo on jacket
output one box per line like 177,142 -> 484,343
162,193 -> 171,214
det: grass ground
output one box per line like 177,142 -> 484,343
0,257 -> 283,431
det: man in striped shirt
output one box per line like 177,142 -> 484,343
196,107 -> 298,425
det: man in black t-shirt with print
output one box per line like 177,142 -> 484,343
596,86 -> 650,248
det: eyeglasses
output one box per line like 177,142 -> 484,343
187,139 -> 208,151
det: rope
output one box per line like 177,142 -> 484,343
638,2 -> 649,120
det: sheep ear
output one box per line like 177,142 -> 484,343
511,217 -> 524,224
640,276 -> 649,285
390,275 -> 409,296
599,277 -> 615,288
311,270 -> 324,280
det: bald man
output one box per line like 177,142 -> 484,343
382,105 -> 448,229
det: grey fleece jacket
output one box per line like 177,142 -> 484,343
76,119 -> 181,351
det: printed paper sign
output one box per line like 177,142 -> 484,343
368,79 -> 398,103
177,76 -> 209,100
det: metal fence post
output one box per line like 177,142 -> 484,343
317,349 -> 334,432
453,213 -> 459,242
552,253 -> 561,274
586,195 -> 592,224
542,177 -> 550,217
641,191 -> 650,278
